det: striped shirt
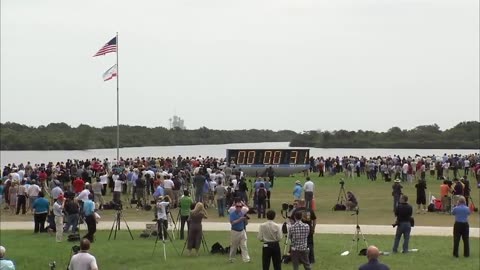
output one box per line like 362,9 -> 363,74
289,221 -> 310,251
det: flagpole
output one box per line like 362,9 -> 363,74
116,32 -> 120,163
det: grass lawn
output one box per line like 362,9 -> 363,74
0,231 -> 478,270
2,173 -> 478,227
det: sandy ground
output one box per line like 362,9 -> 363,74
1,221 -> 479,237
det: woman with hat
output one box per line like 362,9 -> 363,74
293,180 -> 303,200
392,179 -> 403,212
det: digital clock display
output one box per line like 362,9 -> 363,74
226,149 -> 310,165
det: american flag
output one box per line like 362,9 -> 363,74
93,36 -> 117,57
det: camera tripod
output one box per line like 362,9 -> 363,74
108,209 -> 134,240
181,232 -> 208,255
333,182 -> 348,210
152,219 -> 180,261
342,208 -> 368,255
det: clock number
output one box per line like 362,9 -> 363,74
247,151 -> 256,164
290,151 -> 298,164
273,151 -> 282,164
263,151 -> 272,164
237,151 -> 246,165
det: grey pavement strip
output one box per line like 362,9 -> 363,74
0,221 -> 479,238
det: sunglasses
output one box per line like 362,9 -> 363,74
235,205 -> 242,208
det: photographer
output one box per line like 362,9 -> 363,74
179,190 -> 193,240
228,200 -> 251,263
291,199 -> 316,264
345,191 -> 358,211
68,239 -> 98,270
156,195 -> 170,240
392,195 -> 412,253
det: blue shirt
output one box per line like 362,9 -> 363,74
32,197 -> 49,214
83,199 -> 95,216
153,186 -> 164,197
293,185 -> 303,199
230,210 -> 245,231
452,204 -> 470,223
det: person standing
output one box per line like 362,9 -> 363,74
358,245 -> 390,270
291,200 -> 316,264
414,179 -> 427,214
215,181 -> 227,217
53,194 -> 65,242
68,239 -> 98,270
257,210 -> 282,270
82,194 -> 96,243
27,180 -> 41,214
15,180 -> 27,215
64,196 -> 80,234
303,177 -> 314,210
187,202 -> 208,256
289,211 -> 311,270
391,179 -> 403,212
32,191 -> 49,233
229,202 -> 251,263
293,181 -> 302,200
179,190 -> 193,240
452,196 -> 470,258
156,195 -> 170,240
392,195 -> 413,253
440,179 -> 451,214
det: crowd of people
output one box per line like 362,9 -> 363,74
0,152 -> 477,269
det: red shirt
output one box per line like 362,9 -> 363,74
73,178 -> 85,193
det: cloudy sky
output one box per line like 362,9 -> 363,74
1,0 -> 478,132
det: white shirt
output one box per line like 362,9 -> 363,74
209,180 -> 217,192
68,252 -> 98,270
163,179 -> 174,189
231,179 -> 238,190
303,181 -> 314,192
114,180 -> 123,192
402,164 -> 409,174
99,175 -> 108,185
156,201 -> 169,220
27,184 -> 41,197
464,160 -> 470,167
76,189 -> 91,202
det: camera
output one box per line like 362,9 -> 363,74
49,261 -> 56,270
339,178 -> 345,187
114,202 -> 123,211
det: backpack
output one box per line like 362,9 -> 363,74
257,188 -> 267,200
210,242 -> 225,254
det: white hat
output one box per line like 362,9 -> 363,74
0,246 -> 5,256
394,179 -> 401,183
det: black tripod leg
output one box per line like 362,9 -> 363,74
152,228 -> 160,257
122,215 -> 134,240
164,224 -> 180,256
181,237 -> 188,255
108,217 -> 116,240
201,233 -> 208,252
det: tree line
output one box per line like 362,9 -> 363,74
289,121 -> 480,149
0,122 -> 296,150
1,121 -> 478,150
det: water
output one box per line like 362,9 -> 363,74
0,142 -> 478,167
